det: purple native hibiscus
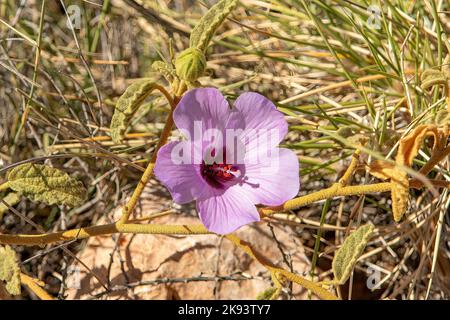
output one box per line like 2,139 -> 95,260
154,88 -> 300,234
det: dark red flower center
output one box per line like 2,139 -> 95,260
202,162 -> 238,180
201,147 -> 241,188
201,161 -> 240,188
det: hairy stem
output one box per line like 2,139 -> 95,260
4,174 -> 449,300
0,223 -> 209,246
118,87 -> 178,224
4,177 -> 450,247
260,182 -> 392,215
225,234 -> 339,300
20,273 -> 55,300
118,112 -> 174,224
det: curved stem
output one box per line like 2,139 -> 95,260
20,273 -> 55,300
118,86 -> 178,225
118,110 -> 174,224
3,176 -> 448,300
153,84 -> 176,109
260,182 -> 392,215
6,227 -> 337,299
5,178 -> 450,247
225,234 -> 339,300
118,85 -> 182,224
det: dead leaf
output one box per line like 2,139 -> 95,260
369,160 -> 409,221
396,124 -> 438,166
368,124 -> 446,222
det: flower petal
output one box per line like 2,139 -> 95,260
240,148 -> 300,206
196,186 -> 260,234
173,88 -> 242,140
233,92 -> 288,161
154,141 -> 208,204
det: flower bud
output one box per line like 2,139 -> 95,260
175,48 -> 206,82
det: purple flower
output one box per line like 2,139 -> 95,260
154,88 -> 300,234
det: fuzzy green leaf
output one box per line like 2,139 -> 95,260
152,61 -> 176,83
0,192 -> 21,220
7,163 -> 86,207
332,223 -> 375,285
110,79 -> 157,143
0,245 -> 21,296
189,0 -> 238,52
